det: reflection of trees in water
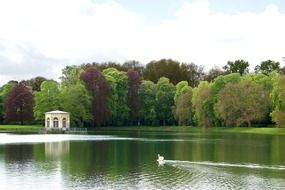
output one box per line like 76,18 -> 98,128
45,141 -> 70,158
12,133 -> 284,187
5,144 -> 33,162
63,134 -> 179,182
4,144 -> 34,175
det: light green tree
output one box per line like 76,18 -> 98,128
271,75 -> 285,127
155,77 -> 176,126
213,73 -> 243,125
216,80 -> 270,127
59,65 -> 93,127
192,81 -> 215,127
174,89 -> 193,126
60,65 -> 83,87
139,80 -> 157,126
174,81 -> 191,103
60,82 -> 92,127
34,80 -> 60,121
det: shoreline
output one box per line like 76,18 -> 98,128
0,125 -> 285,135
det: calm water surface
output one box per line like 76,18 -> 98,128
0,130 -> 285,190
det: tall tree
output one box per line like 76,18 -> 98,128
103,68 -> 129,126
123,60 -> 144,76
203,66 -> 225,82
80,66 -> 110,126
174,81 -> 192,125
223,59 -> 249,75
60,82 -> 92,127
216,80 -> 270,127
34,80 -> 60,121
127,69 -> 142,125
271,76 -> 285,127
21,77 -> 47,92
155,77 -> 176,126
180,63 -> 204,87
5,83 -> 34,124
174,89 -> 193,126
143,59 -> 204,86
254,60 -> 280,75
60,65 -> 83,87
139,80 -> 157,126
207,73 -> 242,126
85,62 -> 126,72
0,81 -> 18,123
174,81 -> 191,103
60,65 -> 92,127
192,81 -> 215,127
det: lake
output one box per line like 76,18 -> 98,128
0,130 -> 285,190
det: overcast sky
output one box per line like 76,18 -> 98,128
0,0 -> 285,85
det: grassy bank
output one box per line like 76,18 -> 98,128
0,125 -> 42,133
0,125 -> 285,135
93,126 -> 285,136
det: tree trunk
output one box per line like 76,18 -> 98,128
247,120 -> 251,127
20,107 -> 23,125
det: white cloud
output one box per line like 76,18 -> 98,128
0,0 -> 285,85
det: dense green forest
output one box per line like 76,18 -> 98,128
1,59 -> 285,128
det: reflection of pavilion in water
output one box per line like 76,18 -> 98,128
45,141 -> 70,158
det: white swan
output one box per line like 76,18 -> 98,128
157,154 -> 165,165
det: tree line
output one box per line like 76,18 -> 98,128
1,58 -> 285,127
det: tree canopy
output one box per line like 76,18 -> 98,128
155,77 -> 176,126
223,59 -> 249,75
127,69 -> 142,125
1,58 -> 285,128
80,66 -> 110,126
34,80 -> 60,121
216,80 -> 270,127
254,60 -> 280,75
5,83 -> 34,124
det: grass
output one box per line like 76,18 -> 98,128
0,125 -> 42,133
93,126 -> 285,136
211,127 -> 285,135
0,125 -> 285,135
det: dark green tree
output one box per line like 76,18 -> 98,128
254,60 -> 280,75
123,60 -> 144,76
0,81 -> 18,123
143,59 -> 204,86
223,59 -> 249,75
203,66 -> 225,82
103,68 -> 129,126
21,77 -> 47,92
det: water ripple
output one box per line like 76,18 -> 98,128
165,160 -> 285,171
